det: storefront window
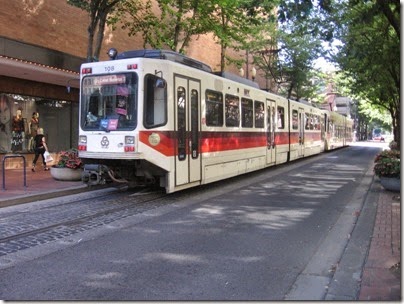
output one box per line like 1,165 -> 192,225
0,93 -> 76,153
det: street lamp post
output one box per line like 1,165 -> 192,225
246,49 -> 249,79
244,49 -> 257,82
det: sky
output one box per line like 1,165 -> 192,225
314,57 -> 337,72
314,40 -> 343,72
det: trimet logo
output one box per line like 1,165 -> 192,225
101,136 -> 109,148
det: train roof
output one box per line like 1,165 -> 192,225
116,49 -> 212,73
214,72 -> 260,89
116,49 -> 262,89
115,49 -> 340,95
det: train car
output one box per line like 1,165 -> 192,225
325,111 -> 354,150
78,48 -> 352,193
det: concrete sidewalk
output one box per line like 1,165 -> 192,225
0,168 -> 401,300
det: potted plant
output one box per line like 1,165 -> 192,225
50,148 -> 84,181
373,148 -> 400,192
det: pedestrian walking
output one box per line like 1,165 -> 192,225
32,128 -> 49,171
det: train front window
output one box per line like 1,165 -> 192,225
80,73 -> 138,131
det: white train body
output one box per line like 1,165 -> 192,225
78,49 -> 353,193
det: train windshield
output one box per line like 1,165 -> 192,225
80,73 -> 138,131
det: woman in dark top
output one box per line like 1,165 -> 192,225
32,128 -> 49,171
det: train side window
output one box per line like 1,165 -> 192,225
313,115 -> 320,130
225,94 -> 240,127
277,106 -> 285,129
241,98 -> 253,128
205,90 -> 223,126
292,110 -> 298,130
305,113 -> 313,130
254,101 -> 264,128
144,74 -> 167,128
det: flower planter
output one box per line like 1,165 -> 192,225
380,176 -> 401,193
50,166 -> 83,181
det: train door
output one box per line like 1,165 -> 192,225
174,75 -> 201,186
266,99 -> 276,164
298,108 -> 305,157
321,113 -> 327,149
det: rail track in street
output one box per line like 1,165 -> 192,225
0,187 -> 172,256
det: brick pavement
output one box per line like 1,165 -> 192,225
358,186 -> 401,301
1,168 -> 87,207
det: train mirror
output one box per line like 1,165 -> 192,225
155,78 -> 166,89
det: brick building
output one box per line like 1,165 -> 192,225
1,0 -> 257,163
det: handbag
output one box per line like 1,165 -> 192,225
44,151 -> 54,163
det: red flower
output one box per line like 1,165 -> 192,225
56,149 -> 83,169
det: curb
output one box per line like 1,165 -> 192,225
0,183 -> 120,208
0,185 -> 90,208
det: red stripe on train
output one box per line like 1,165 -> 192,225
139,131 -> 176,156
201,131 -> 267,153
139,130 -> 322,156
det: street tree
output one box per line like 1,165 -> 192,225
333,72 -> 391,140
329,0 -> 400,147
252,0 -> 324,100
120,0 -> 277,73
209,0 -> 277,72
68,0 -> 145,62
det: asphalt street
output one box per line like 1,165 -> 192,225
0,144 -> 381,300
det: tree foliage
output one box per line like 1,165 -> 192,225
120,0 -> 277,72
328,0 -> 400,147
210,0 -> 277,72
252,0 -> 324,100
120,0 -> 212,53
67,0 -> 124,62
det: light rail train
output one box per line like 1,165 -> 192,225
78,48 -> 353,193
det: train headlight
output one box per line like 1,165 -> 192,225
125,136 -> 135,145
124,136 -> 135,152
78,135 -> 87,151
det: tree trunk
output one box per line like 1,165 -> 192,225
392,108 -> 400,149
93,12 -> 107,61
87,23 -> 96,62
